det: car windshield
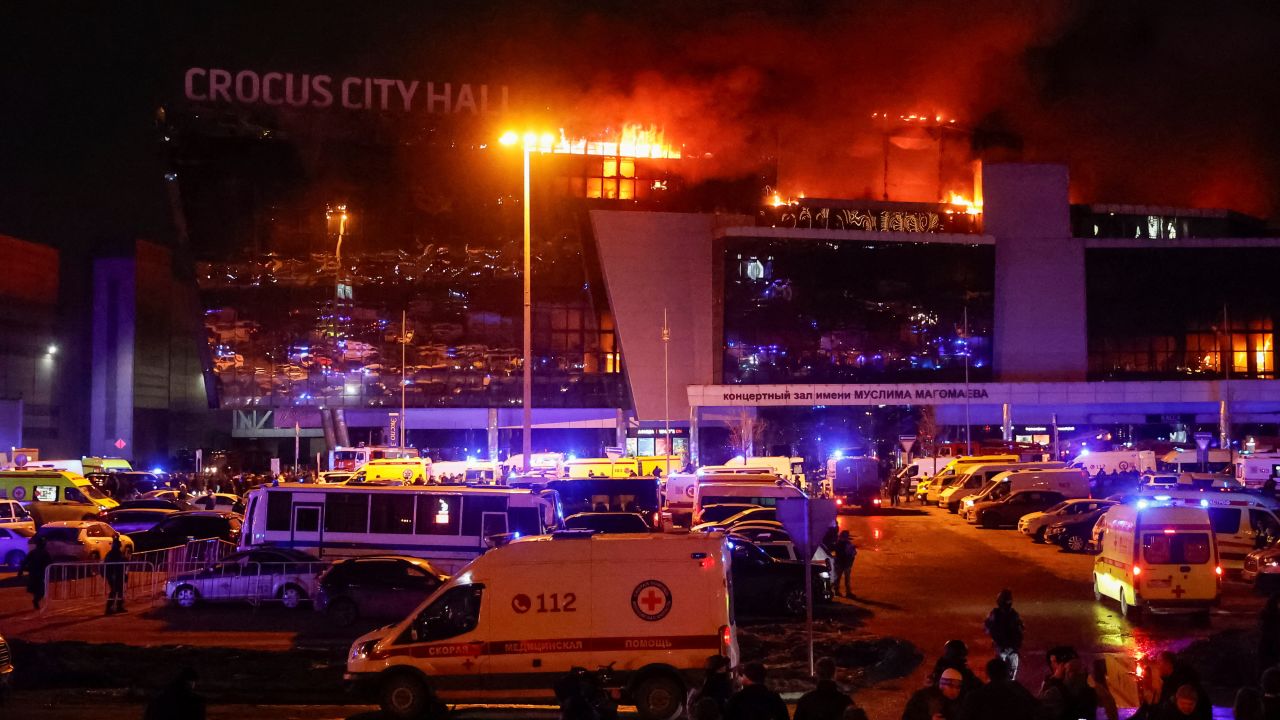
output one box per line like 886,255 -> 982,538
77,484 -> 110,502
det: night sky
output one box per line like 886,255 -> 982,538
3,1 -> 1280,255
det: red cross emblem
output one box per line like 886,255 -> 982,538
631,580 -> 672,621
1171,585 -> 1186,599
461,658 -> 475,671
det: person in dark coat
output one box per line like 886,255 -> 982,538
104,535 -> 127,614
725,663 -> 789,720
929,640 -> 982,700
1038,654 -> 1096,720
983,589 -> 1024,679
689,655 -> 734,717
144,667 -> 206,720
794,657 -> 853,720
18,536 -> 53,610
902,667 -> 964,720
958,657 -> 1035,720
1154,652 -> 1208,711
1260,666 -> 1280,718
1155,684 -> 1210,720
832,531 -> 857,598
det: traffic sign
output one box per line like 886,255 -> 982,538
776,497 -> 838,560
899,435 -> 917,456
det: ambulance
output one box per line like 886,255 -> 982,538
345,532 -> 737,720
1146,490 -> 1280,570
1235,453 -> 1280,489
693,477 -> 806,524
1093,502 -> 1219,621
349,458 -> 434,485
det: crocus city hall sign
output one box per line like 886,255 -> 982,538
183,67 -> 509,114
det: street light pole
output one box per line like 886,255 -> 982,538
400,308 -> 407,448
521,141 -> 533,473
662,308 -> 671,478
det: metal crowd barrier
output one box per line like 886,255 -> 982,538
41,561 -> 163,612
130,537 -> 239,576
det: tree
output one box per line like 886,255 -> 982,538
727,408 -> 768,458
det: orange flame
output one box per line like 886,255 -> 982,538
533,124 -> 682,159
946,191 -> 983,215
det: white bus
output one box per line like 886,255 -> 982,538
240,483 -> 557,573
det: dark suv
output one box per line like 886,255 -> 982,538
314,555 -> 448,626
126,511 -> 242,552
728,536 -> 832,616
973,491 -> 1066,529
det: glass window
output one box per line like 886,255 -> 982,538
65,487 -> 88,503
325,493 -> 369,534
1251,509 -> 1280,536
266,491 -> 293,531
461,495 -> 506,536
416,494 -> 461,535
370,494 -> 414,535
1207,508 -> 1241,534
410,584 -> 483,643
35,485 -> 57,502
1143,532 -> 1211,565
509,507 -> 541,536
294,507 -> 320,532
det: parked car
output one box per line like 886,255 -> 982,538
314,555 -> 449,626
1044,504 -> 1116,553
691,506 -> 778,532
728,523 -> 834,566
0,525 -> 35,567
126,511 -> 242,553
189,493 -> 243,512
102,508 -> 177,534
972,491 -> 1067,529
115,498 -> 190,512
0,499 -> 33,530
32,521 -> 134,562
726,535 -> 831,616
563,512 -> 652,533
1018,499 -> 1117,542
1243,543 -> 1280,592
165,548 -> 323,609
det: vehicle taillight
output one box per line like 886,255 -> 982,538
835,499 -> 843,506
719,625 -> 732,655
873,498 -> 882,505
1133,565 -> 1142,576
1215,565 -> 1223,576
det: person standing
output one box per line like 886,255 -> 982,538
725,663 -> 789,720
104,535 -> 127,615
888,473 -> 902,507
794,657 -> 853,720
688,655 -> 734,717
983,589 -> 1024,679
832,531 -> 857,598
19,535 -> 53,610
957,657 -> 1035,720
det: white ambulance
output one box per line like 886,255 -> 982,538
345,532 -> 737,720
1235,453 -> 1280,489
1093,502 -> 1219,621
1146,490 -> 1280,570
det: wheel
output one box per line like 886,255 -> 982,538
633,673 -> 685,720
979,514 -> 997,529
174,585 -> 199,608
781,585 -> 806,616
1119,590 -> 1129,617
280,584 -> 305,609
1066,534 -> 1088,553
1093,576 -> 1103,603
4,550 -> 24,569
327,597 -> 359,626
1032,528 -> 1045,543
380,672 -> 437,720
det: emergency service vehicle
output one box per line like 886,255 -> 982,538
1093,502 -> 1219,620
960,468 -> 1090,520
692,476 -> 805,524
1236,453 -> 1280,489
937,461 -> 1066,512
345,532 -> 737,720
330,446 -> 421,473
1071,449 -> 1156,476
1142,490 -> 1280,570
917,454 -> 1018,503
723,456 -> 807,489
349,458 -> 434,485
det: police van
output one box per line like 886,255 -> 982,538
1093,502 -> 1219,621
345,532 -> 737,720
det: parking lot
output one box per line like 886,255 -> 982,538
0,499 -> 1267,718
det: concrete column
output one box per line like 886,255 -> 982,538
487,407 -> 499,462
615,408 -> 628,451
320,409 -> 336,448
333,408 -> 350,447
689,405 -> 700,468
1002,403 -> 1013,442
1220,398 -> 1231,450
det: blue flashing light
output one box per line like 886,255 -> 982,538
151,467 -> 165,474
1200,499 -> 1209,508
833,450 -> 844,459
1079,448 -> 1090,456
568,454 -> 578,461
1137,500 -> 1149,510
1154,495 -> 1171,501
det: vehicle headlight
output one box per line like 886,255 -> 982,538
352,639 -> 379,660
819,571 -> 831,580
1266,559 -> 1279,568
